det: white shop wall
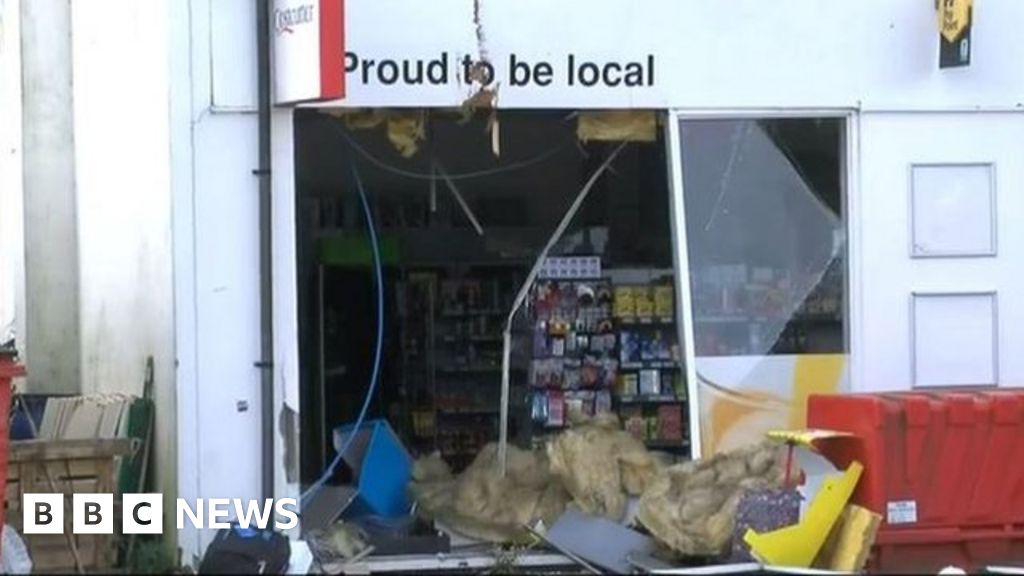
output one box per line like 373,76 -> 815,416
72,0 -> 176,401
855,113 -> 1024,391
172,0 -> 301,562
173,0 -> 260,562
0,0 -> 25,349
14,0 -> 179,539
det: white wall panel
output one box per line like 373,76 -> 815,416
856,113 -> 1024,392
0,0 -> 25,351
192,113 -> 262,552
70,0 -> 178,537
211,0 -> 257,108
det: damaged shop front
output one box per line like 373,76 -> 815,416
287,105 -> 852,572
250,0 -> 1024,572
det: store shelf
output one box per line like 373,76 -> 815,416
441,334 -> 505,344
696,314 -> 841,325
616,394 -> 685,405
436,365 -> 502,374
617,316 -> 675,326
530,355 -> 585,364
696,315 -> 782,324
530,384 -> 611,392
437,409 -> 499,417
620,361 -> 680,370
440,309 -> 506,318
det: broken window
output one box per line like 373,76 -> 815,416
677,117 -> 847,454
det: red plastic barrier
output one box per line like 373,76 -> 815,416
873,525 -> 1024,573
0,353 -> 22,552
808,391 -> 1024,572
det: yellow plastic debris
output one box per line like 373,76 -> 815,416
743,428 -> 864,569
815,503 -> 882,572
744,461 -> 863,568
765,429 -> 853,447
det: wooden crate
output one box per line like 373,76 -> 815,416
5,438 -> 134,573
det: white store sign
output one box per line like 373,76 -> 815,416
277,0 -> 1024,111
272,0 -> 344,104
303,0 -> 856,109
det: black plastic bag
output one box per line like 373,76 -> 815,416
199,524 -> 291,574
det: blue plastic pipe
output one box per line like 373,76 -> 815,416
302,161 -> 385,506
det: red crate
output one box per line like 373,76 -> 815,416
871,526 -> 1024,573
0,354 -> 22,550
808,391 -> 1024,571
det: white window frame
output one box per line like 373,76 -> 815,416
664,109 -> 859,457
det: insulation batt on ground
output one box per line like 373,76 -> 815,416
409,443 -> 568,544
636,440 -> 788,557
546,413 -> 666,521
407,417 -> 790,556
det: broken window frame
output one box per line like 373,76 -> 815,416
664,109 -> 854,459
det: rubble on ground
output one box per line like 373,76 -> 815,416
410,443 -> 568,543
546,413 -> 667,521
407,416 -> 790,557
636,440 -> 788,557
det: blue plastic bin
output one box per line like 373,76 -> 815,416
332,419 -> 412,518
10,394 -> 66,440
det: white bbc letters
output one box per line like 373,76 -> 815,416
73,493 -> 114,534
208,498 -> 231,529
25,494 -> 298,532
123,494 -> 164,534
23,493 -> 64,534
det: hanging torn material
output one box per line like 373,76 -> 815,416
386,112 -> 426,158
577,110 -> 657,143
319,108 -> 387,130
319,109 -> 427,157
487,110 -> 501,158
460,85 -> 499,124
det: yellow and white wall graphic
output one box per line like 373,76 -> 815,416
696,354 -> 848,454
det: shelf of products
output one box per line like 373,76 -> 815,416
399,268 -> 524,470
616,394 -> 684,405
613,281 -> 688,450
524,260 -> 691,456
528,278 -> 617,429
691,261 -> 844,356
436,365 -> 502,374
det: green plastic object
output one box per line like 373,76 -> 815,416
118,357 -> 155,494
117,398 -> 154,494
319,234 -> 401,266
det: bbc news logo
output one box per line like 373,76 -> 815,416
23,494 -> 299,534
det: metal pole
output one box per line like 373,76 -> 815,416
497,142 -> 626,475
256,0 -> 275,501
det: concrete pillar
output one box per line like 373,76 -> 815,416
20,0 -> 80,393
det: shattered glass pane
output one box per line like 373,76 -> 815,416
678,118 -> 847,454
